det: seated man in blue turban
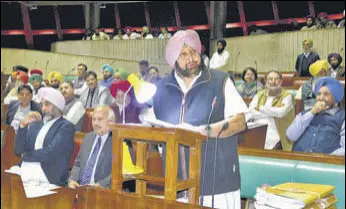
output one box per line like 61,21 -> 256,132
287,77 -> 345,156
99,64 -> 115,89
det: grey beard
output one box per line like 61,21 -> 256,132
43,107 -> 61,123
174,62 -> 203,78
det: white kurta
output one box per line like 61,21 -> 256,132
209,50 -> 230,70
248,93 -> 293,149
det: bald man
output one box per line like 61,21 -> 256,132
69,106 -> 115,189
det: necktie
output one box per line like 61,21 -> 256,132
80,137 -> 102,185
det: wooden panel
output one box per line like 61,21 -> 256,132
0,48 -> 170,78
76,186 -> 212,209
238,147 -> 345,165
51,39 -> 172,75
1,125 -> 20,172
210,28 -> 345,73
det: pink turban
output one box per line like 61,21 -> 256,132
37,87 -> 65,111
165,30 -> 202,68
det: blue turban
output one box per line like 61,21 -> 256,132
314,77 -> 344,103
101,64 -> 114,75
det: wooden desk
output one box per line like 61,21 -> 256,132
1,173 -> 76,209
239,125 -> 267,149
76,186 -> 211,209
1,173 -> 210,209
111,124 -> 205,204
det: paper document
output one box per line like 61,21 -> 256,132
144,118 -> 200,133
6,165 -> 60,198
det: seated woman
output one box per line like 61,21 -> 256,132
5,84 -> 41,132
236,67 -> 263,99
109,80 -> 144,124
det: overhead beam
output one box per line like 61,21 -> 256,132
114,3 -> 121,29
143,2 -> 151,29
14,1 -> 151,6
204,1 -> 210,25
53,6 -> 63,40
271,1 -> 280,24
20,3 -> 34,49
173,1 -> 181,29
308,1 -> 315,17
237,1 -> 248,36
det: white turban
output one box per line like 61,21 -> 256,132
37,87 -> 65,111
165,30 -> 202,68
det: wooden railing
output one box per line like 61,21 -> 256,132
238,147 -> 345,165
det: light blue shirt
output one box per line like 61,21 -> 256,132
286,108 -> 345,156
86,132 -> 110,184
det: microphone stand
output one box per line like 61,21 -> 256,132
122,85 -> 133,124
211,122 -> 229,208
200,96 -> 217,206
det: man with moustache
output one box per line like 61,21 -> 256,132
327,53 -> 345,78
301,15 -> 318,30
248,71 -> 295,151
295,38 -> 320,77
140,30 -> 248,208
209,39 -> 230,70
60,81 -> 85,132
68,106 -> 115,189
99,64 -> 115,89
92,27 -> 110,40
72,63 -> 89,96
48,71 -> 64,89
14,87 -> 75,186
80,71 -> 113,108
287,77 -> 345,156
295,60 -> 330,110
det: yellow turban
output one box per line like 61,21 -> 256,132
48,71 -> 64,83
309,60 -> 329,77
303,38 -> 313,46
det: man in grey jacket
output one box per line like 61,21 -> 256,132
68,106 -> 115,188
80,71 -> 113,108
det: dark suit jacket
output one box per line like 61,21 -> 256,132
5,100 -> 42,126
69,131 -> 112,188
14,117 -> 75,186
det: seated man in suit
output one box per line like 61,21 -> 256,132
295,60 -> 330,110
80,71 -> 113,108
14,87 -> 75,186
5,84 -> 41,132
68,106 -> 115,189
287,77 -> 345,156
59,81 -> 85,132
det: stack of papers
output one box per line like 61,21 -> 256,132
254,183 -> 336,209
5,166 -> 60,198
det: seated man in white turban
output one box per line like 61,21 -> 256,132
14,87 -> 76,186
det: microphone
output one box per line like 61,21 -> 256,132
235,50 -> 241,76
33,60 -> 38,68
211,122 -> 229,208
45,60 -> 49,77
340,48 -> 344,53
200,96 -> 217,206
